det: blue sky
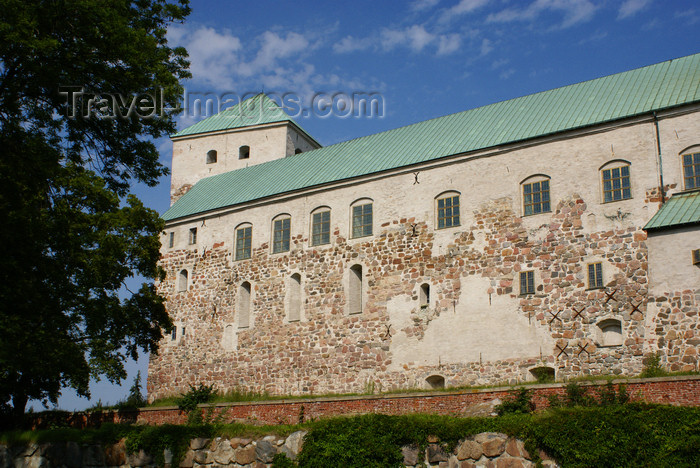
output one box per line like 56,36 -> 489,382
42,0 -> 700,411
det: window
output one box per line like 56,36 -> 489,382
437,194 -> 460,229
588,262 -> 603,289
168,232 -> 174,248
520,271 -> 535,295
188,227 -> 197,245
692,249 -> 700,265
601,163 -> 631,202
349,264 -> 363,314
272,216 -> 291,253
419,283 -> 430,308
683,151 -> 700,190
597,319 -> 623,347
238,282 -> 251,328
295,148 -> 303,154
206,149 -> 217,164
171,327 -> 177,341
235,225 -> 252,260
522,177 -> 551,216
239,145 -> 250,159
311,209 -> 331,246
288,273 -> 302,322
178,269 -> 188,292
352,202 -> 373,238
425,375 -> 445,389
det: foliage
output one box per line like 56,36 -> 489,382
640,352 -> 667,378
0,0 -> 191,422
530,367 -> 555,384
125,423 -> 214,467
495,387 -> 535,415
176,384 -> 217,413
116,371 -> 147,409
272,453 -> 298,468
547,382 -> 629,408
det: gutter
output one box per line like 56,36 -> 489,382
653,111 -> 665,205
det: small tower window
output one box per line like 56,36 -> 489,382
597,319 -> 623,347
419,283 -> 430,308
588,262 -> 603,289
178,269 -> 188,292
288,273 -> 302,322
692,249 -> 700,265
171,327 -> 177,341
520,271 -> 535,295
239,145 -> 250,159
238,281 -> 251,328
168,232 -> 174,248
349,264 -> 363,314
295,148 -> 303,154
189,227 -> 197,245
206,150 -> 217,164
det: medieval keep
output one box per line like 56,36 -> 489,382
147,54 -> 700,401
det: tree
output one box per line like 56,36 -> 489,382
0,0 -> 191,423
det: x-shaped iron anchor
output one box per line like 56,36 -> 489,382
604,289 -> 617,304
549,309 -> 563,325
383,324 -> 392,340
630,300 -> 642,314
577,342 -> 591,357
556,342 -> 569,359
572,305 -> 586,320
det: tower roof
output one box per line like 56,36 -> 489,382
172,93 -> 309,139
164,53 -> 700,222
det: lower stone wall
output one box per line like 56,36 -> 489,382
136,375 -> 699,426
0,432 -> 554,468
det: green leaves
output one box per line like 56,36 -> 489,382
0,0 -> 188,423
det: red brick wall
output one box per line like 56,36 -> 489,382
135,375 -> 700,426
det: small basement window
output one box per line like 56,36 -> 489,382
239,145 -> 250,159
425,375 -> 445,389
206,150 -> 217,164
597,319 -> 623,347
529,366 -> 555,383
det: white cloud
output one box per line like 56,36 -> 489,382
333,35 -> 373,53
491,58 -> 509,69
500,68 -> 516,80
411,0 -> 441,11
437,34 -> 462,55
618,0 -> 651,19
380,25 -> 436,52
449,0 -> 490,15
487,0 -> 598,29
480,38 -> 494,56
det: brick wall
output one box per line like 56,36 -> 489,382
133,376 -> 700,427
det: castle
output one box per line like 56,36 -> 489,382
147,54 -> 700,401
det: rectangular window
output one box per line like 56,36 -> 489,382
188,227 -> 197,245
588,262 -> 603,289
437,195 -> 460,229
520,271 -> 535,295
602,165 -> 631,202
273,218 -> 291,253
171,327 -> 177,341
692,249 -> 700,265
523,180 -> 551,216
352,203 -> 373,238
683,152 -> 700,190
168,232 -> 174,248
235,226 -> 252,260
312,210 -> 331,246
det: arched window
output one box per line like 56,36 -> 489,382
349,264 -> 363,314
311,206 -> 331,246
600,160 -> 631,202
288,273 -> 302,322
521,175 -> 551,216
222,324 -> 236,351
597,319 -> 623,347
682,149 -> 700,190
350,198 -> 373,239
178,269 -> 188,292
239,145 -> 250,160
529,366 -> 555,383
435,191 -> 460,229
272,214 -> 291,253
234,223 -> 253,261
419,283 -> 430,308
206,149 -> 217,164
238,281 -> 251,328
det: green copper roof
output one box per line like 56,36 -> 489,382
173,93 -> 299,138
644,190 -> 700,231
164,53 -> 700,222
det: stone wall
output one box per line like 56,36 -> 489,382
0,432 -> 552,468
150,107 -> 700,401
